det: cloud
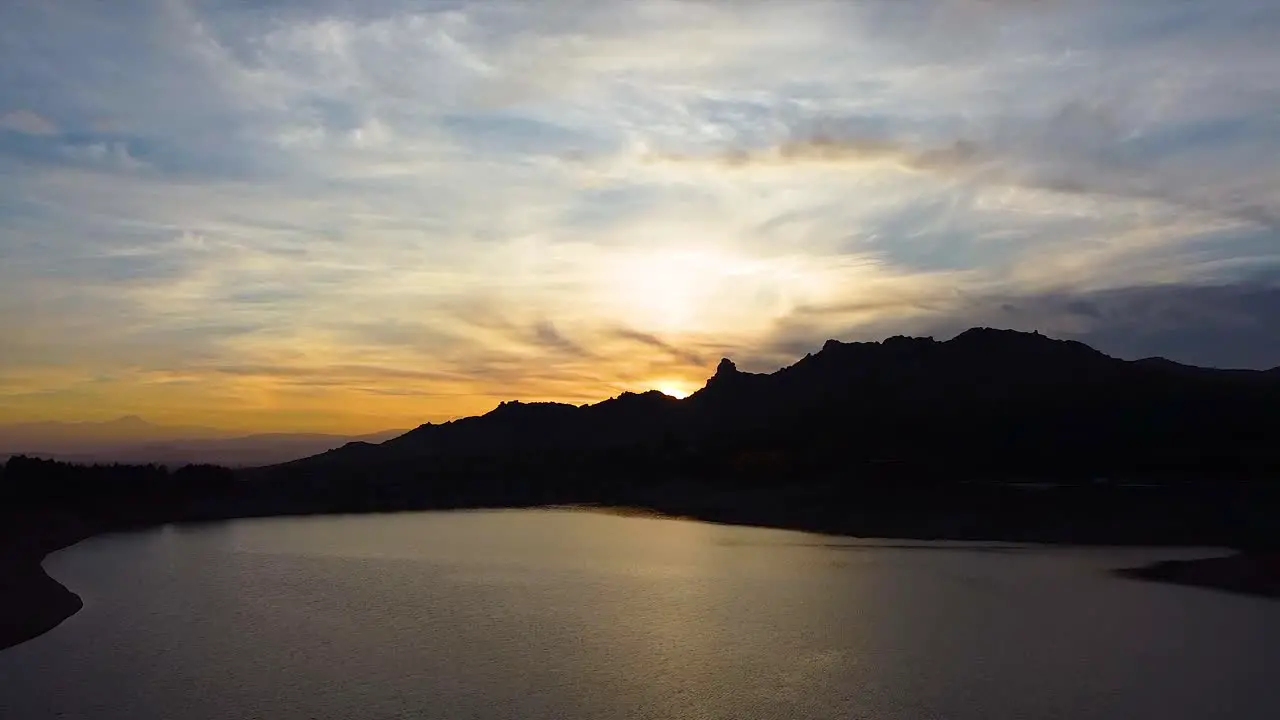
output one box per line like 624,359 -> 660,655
2,0 -> 1279,430
968,282 -> 1280,369
654,106 -> 1280,231
763,279 -> 1280,370
651,134 -> 979,172
59,141 -> 146,171
531,321 -> 595,358
612,329 -> 707,367
0,109 -> 57,135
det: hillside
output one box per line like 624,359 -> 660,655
286,328 -> 1280,481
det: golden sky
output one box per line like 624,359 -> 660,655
2,1 -> 1279,433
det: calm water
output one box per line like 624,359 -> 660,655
2,510 -> 1279,719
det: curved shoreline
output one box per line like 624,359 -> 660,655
3,508 -> 1277,654
1115,553 -> 1280,598
0,519 -> 94,652
0,558 -> 84,650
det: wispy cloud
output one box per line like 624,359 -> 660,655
0,109 -> 57,136
612,329 -> 707,367
652,104 -> 1280,231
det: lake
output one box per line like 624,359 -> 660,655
2,509 -> 1279,719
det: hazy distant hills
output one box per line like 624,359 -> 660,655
0,418 -> 405,467
0,416 -> 226,444
289,328 -> 1280,479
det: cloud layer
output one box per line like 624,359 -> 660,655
2,0 -> 1279,431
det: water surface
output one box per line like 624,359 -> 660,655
2,510 -> 1278,719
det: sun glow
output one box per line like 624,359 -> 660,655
655,381 -> 694,399
602,250 -> 720,333
597,247 -> 834,335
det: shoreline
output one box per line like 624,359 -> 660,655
1115,554 -> 1280,598
2,505 -> 1276,654
0,558 -> 84,650
0,515 -> 95,652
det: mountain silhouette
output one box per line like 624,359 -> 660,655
298,391 -> 682,466
7,327 -> 1280,584
286,328 -> 1280,481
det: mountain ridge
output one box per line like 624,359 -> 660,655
284,327 -> 1280,480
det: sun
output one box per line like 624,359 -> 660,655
655,382 -> 693,399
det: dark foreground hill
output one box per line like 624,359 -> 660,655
287,327 -> 1280,483
228,327 -> 1280,548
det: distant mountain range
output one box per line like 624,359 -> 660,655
0,416 -> 226,443
0,418 -> 404,467
288,327 -> 1280,480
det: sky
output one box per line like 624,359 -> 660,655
2,0 -> 1279,433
